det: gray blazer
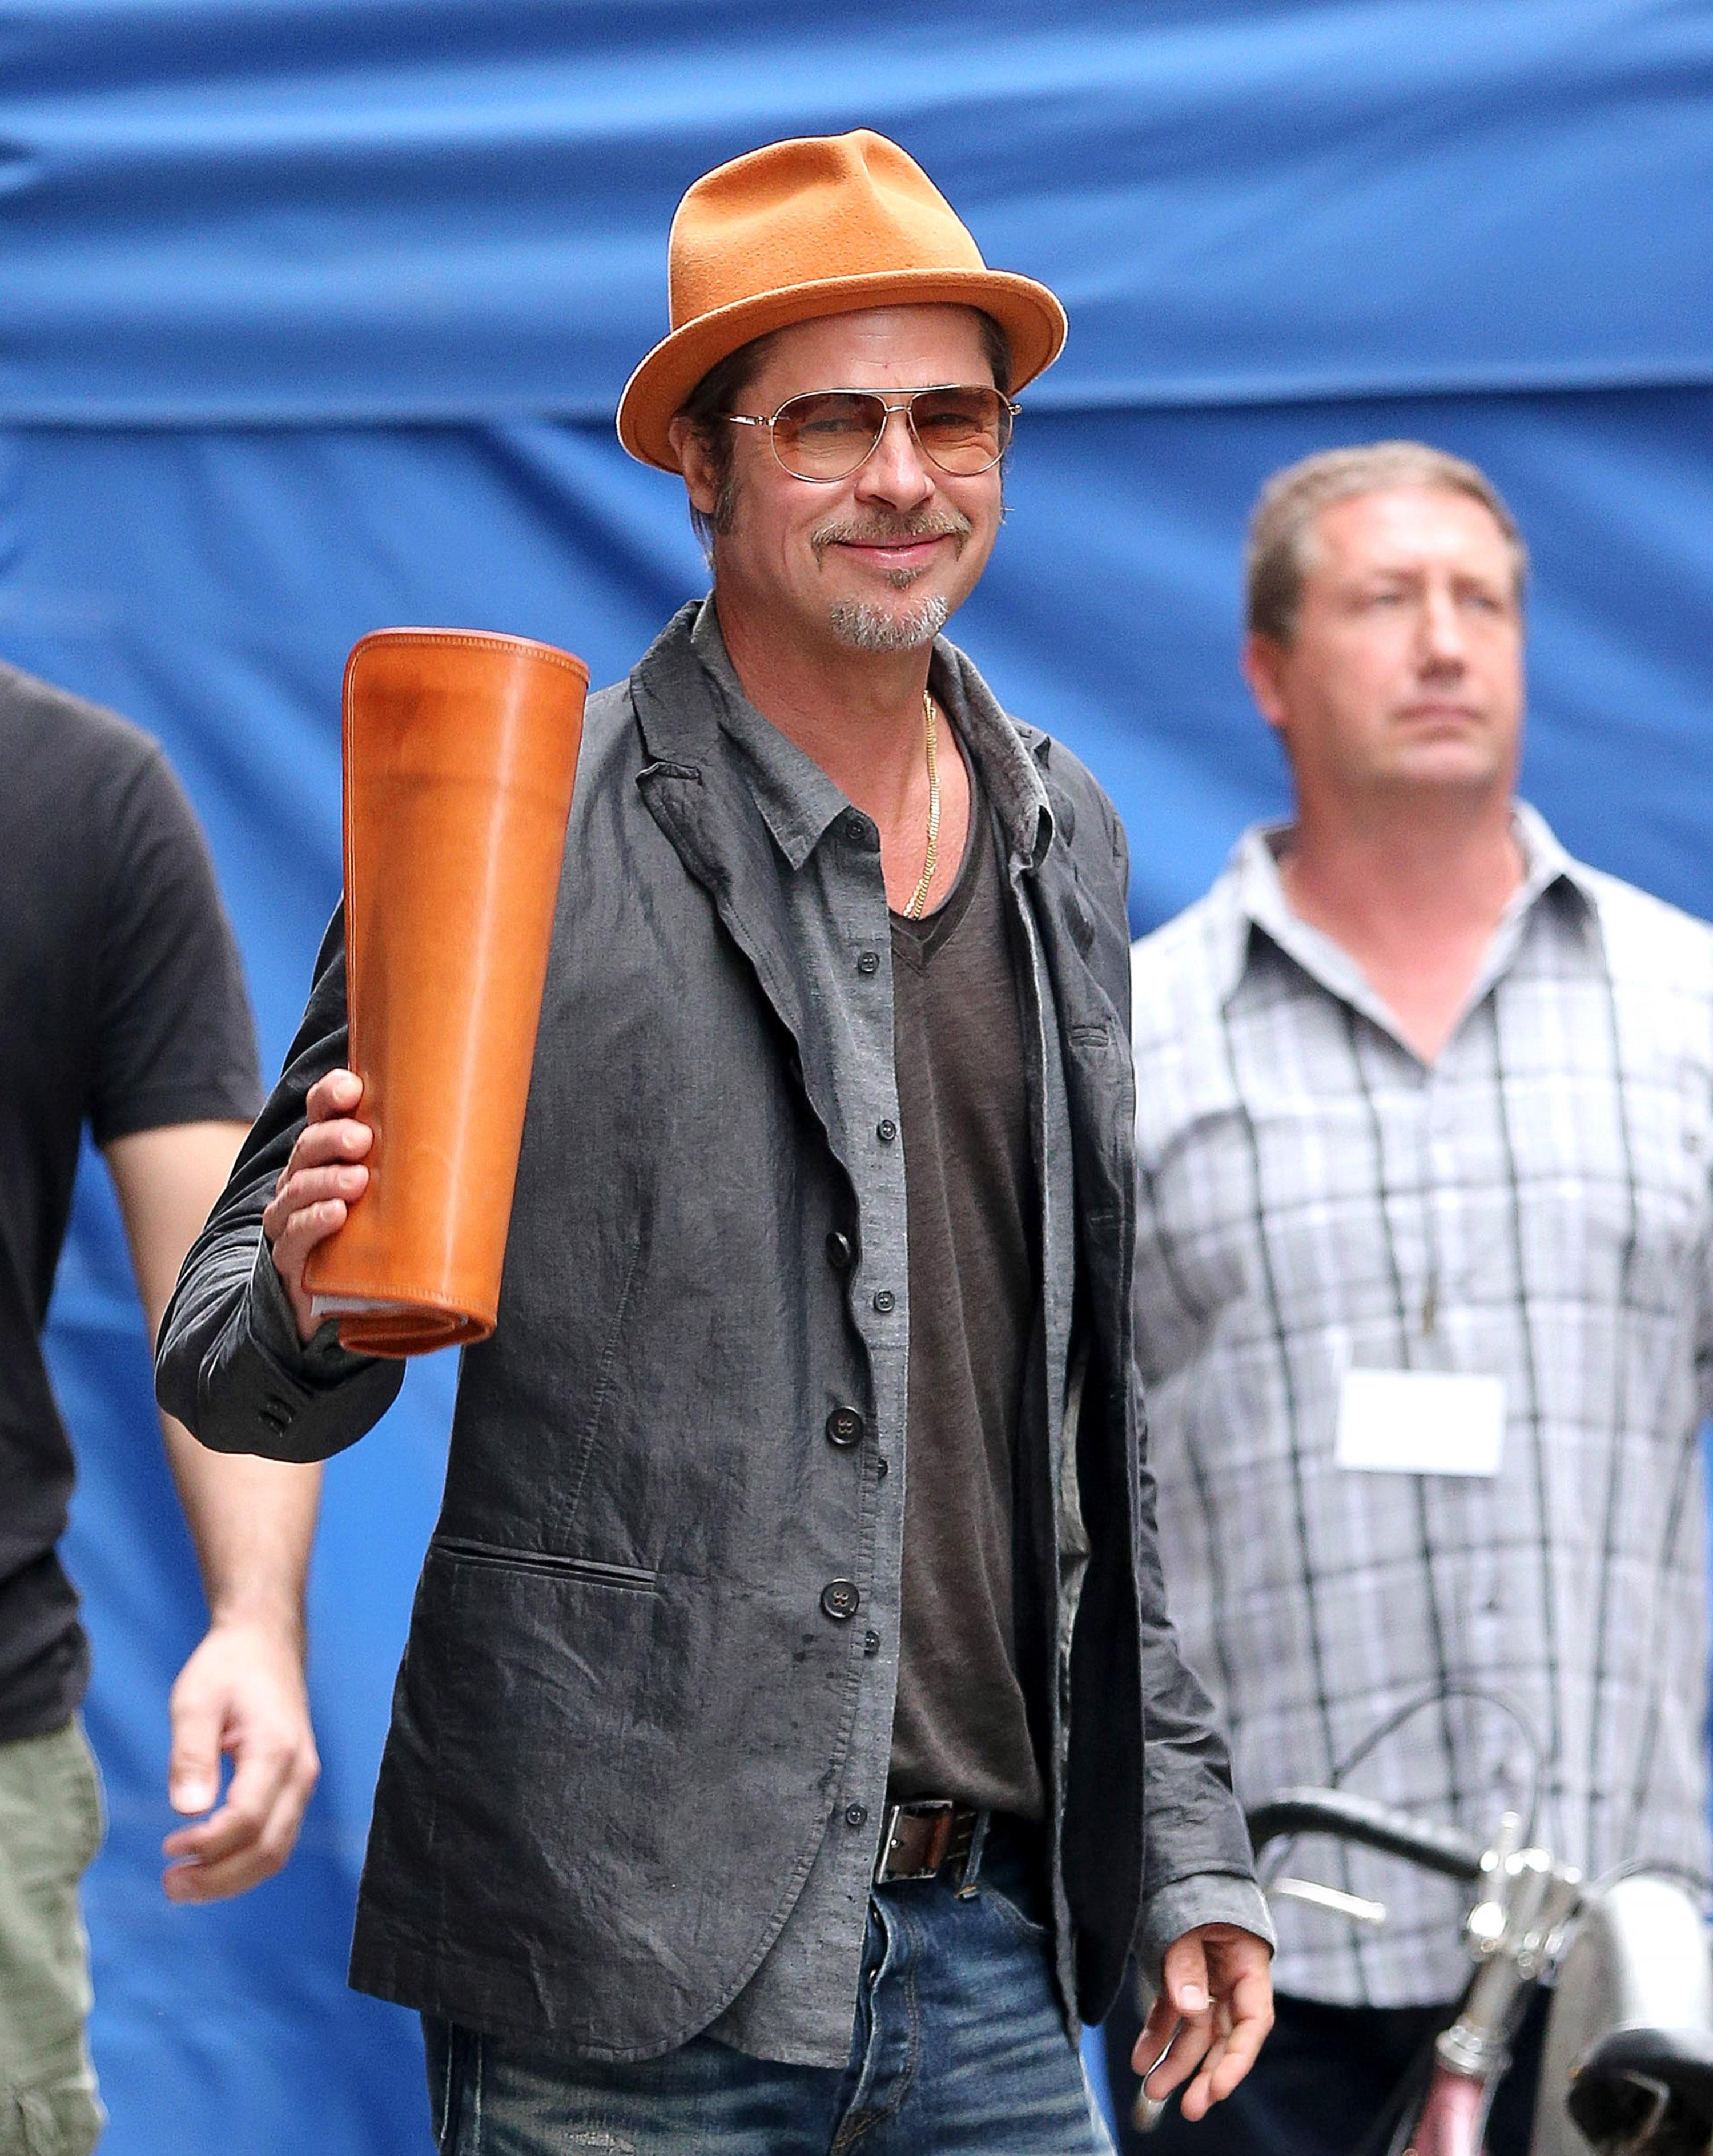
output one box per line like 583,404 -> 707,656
156,604 -> 1263,2061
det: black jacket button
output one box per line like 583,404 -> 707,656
876,1118 -> 897,1142
871,1289 -> 895,1314
821,1579 -> 860,1622
863,1630 -> 881,1658
845,1804 -> 868,1828
856,951 -> 880,976
825,1231 -> 854,1271
826,1407 -> 863,1448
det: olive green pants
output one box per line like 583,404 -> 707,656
0,1720 -> 105,2156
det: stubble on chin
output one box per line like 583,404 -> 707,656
826,591 -> 951,653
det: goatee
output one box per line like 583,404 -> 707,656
827,593 -> 951,653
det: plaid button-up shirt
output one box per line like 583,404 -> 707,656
1131,806 -> 1713,2004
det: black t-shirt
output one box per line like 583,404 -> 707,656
887,774 -> 1046,1820
1,661 -> 261,1741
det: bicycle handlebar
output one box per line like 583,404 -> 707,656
1246,1787 -> 1487,1884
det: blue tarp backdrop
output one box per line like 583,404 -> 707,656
4,3 -> 1711,2150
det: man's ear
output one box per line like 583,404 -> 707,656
670,418 -> 719,516
1241,631 -> 1290,736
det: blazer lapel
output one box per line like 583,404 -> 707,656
627,623 -> 859,1184
1026,771 -> 1137,1235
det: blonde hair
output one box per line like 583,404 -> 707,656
1246,441 -> 1527,644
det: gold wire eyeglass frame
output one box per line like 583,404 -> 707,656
721,385 -> 1020,482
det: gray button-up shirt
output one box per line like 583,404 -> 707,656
692,603 -> 1074,2060
1131,807 -> 1713,2005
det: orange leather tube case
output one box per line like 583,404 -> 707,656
301,629 -> 588,1356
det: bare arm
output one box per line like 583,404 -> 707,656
105,1119 -> 323,1902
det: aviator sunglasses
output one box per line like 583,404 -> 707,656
722,385 -> 1019,482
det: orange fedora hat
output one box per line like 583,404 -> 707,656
616,129 -> 1067,474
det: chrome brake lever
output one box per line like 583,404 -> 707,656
1269,1876 -> 1389,1926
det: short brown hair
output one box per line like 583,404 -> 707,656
674,309 -> 1014,560
1246,441 -> 1529,645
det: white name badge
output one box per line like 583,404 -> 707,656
1335,1369 -> 1506,1478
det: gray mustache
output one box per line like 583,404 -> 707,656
811,512 -> 972,561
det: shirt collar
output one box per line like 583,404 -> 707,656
928,638 -> 1053,871
690,598 -> 849,871
1212,800 -> 1594,1020
688,594 -> 1053,875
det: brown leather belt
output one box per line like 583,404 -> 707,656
874,1798 -> 988,1892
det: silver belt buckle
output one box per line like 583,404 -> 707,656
875,1798 -> 954,1885
874,1798 -> 982,1888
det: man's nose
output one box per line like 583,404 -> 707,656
1417,583 -> 1467,668
855,407 -> 936,508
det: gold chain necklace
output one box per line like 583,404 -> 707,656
901,688 -> 940,920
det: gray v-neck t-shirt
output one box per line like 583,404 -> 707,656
887,773 -> 1045,1821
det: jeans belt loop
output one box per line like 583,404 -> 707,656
956,1808 -> 990,1898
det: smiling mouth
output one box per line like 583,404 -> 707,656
840,536 -> 945,562
810,512 -> 972,573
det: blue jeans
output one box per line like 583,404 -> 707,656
424,1825 -> 1113,2154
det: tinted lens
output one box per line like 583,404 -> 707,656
908,387 -> 1011,473
770,392 -> 888,478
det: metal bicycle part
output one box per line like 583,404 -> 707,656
1272,1876 -> 1390,1926
1248,1786 -> 1487,1884
1243,1783 -> 1713,2156
1437,1829 -> 1582,2085
1535,1875 -> 1713,2156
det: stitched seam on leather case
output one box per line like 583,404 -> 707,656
354,631 -> 588,679
341,661 -> 363,1045
325,1282 -> 493,1311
